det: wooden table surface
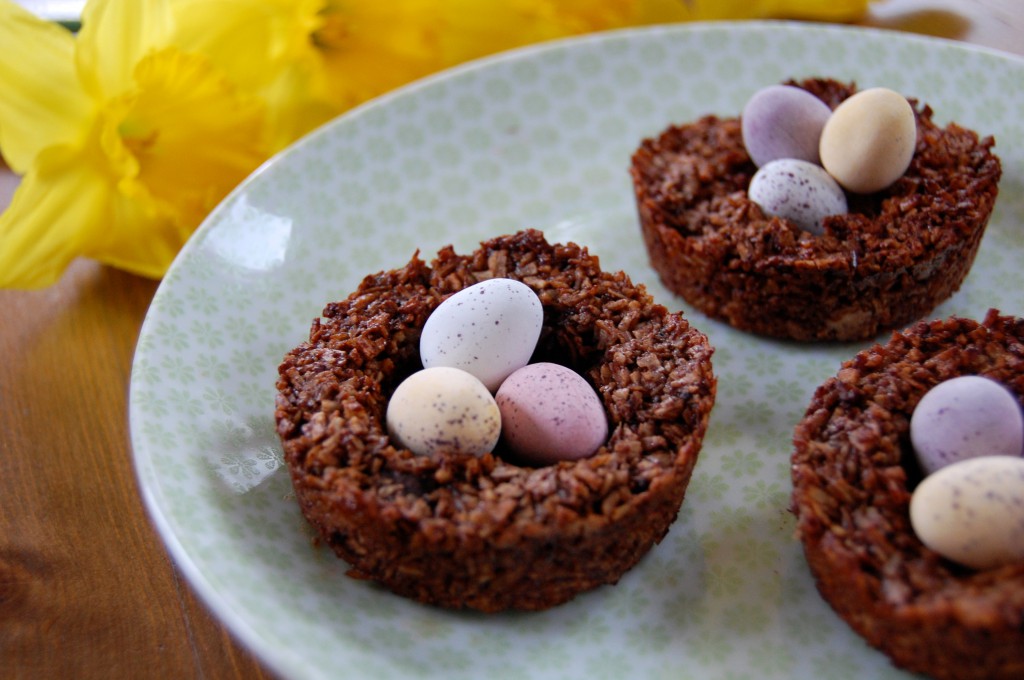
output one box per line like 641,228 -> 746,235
1,2 -> 1021,678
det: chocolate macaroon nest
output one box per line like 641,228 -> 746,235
630,78 -> 1002,342
275,230 -> 717,612
790,310 -> 1024,679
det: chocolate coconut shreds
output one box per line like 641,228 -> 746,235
275,229 -> 716,612
630,78 -> 1002,342
791,310 -> 1024,680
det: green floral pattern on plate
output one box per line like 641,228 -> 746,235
130,21 -> 1024,680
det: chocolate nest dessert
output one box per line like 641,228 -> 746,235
790,310 -> 1024,679
275,230 -> 716,612
630,78 -> 1002,342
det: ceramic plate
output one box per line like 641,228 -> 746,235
129,21 -> 1024,680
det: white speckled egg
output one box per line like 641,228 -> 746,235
741,85 -> 833,167
748,158 -> 848,234
909,455 -> 1024,570
819,87 -> 917,194
386,366 -> 501,458
911,376 -> 1023,475
495,362 -> 608,465
421,278 -> 543,392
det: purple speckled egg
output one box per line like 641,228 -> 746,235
910,375 -> 1024,475
748,158 -> 848,234
741,85 -> 833,167
495,362 -> 608,465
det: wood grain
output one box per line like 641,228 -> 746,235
0,261 -> 271,679
0,3 -> 1021,678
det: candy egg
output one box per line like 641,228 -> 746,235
748,158 -> 848,234
909,455 -> 1024,570
421,278 -> 543,392
819,87 -> 917,194
386,366 -> 501,458
741,85 -> 833,167
495,362 -> 608,465
910,375 -> 1024,475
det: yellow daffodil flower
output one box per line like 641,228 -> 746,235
0,0 -> 267,288
170,0 -> 445,152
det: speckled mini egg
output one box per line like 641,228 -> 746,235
741,84 -> 833,167
909,455 -> 1024,570
910,375 -> 1024,475
495,362 -> 608,465
420,278 -> 543,392
819,87 -> 917,194
748,158 -> 848,234
386,366 -> 501,458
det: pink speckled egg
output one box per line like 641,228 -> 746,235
495,362 -> 608,465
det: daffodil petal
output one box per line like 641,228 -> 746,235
170,0 -> 306,91
76,0 -> 174,99
312,0 -> 443,106
83,180 -> 189,281
328,0 -> 440,62
0,144 -> 109,289
672,0 -> 868,20
0,0 -> 91,173
771,0 -> 868,21
261,67 -> 338,151
439,0 -> 575,63
0,139 -> 196,288
629,0 -> 692,23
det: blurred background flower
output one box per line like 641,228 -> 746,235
170,0 -> 447,151
0,0 -> 869,289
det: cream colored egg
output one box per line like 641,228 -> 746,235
909,455 -> 1024,570
386,366 -> 501,458
819,87 -> 917,194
